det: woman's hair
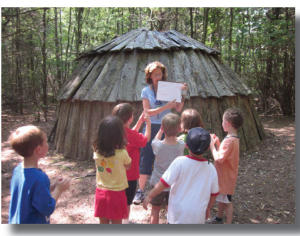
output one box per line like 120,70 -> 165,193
8,125 -> 45,158
112,103 -> 134,124
93,115 -> 127,157
181,109 -> 204,133
162,113 -> 181,137
223,108 -> 244,129
145,61 -> 168,84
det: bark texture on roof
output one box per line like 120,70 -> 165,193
58,29 -> 251,102
80,28 -> 220,57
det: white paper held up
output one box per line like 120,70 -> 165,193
156,81 -> 182,103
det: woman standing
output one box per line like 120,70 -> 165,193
133,61 -> 187,204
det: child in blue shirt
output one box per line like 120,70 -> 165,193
8,125 -> 70,224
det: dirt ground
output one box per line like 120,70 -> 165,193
1,107 -> 295,224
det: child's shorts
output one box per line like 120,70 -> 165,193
125,180 -> 137,205
150,190 -> 169,206
94,188 -> 128,219
216,194 -> 232,204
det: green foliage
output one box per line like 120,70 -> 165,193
1,7 -> 295,115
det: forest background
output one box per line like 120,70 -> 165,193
0,6 -> 297,226
1,7 -> 295,120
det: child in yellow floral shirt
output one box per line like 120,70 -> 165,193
93,115 -> 131,224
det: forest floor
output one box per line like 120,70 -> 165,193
1,107 -> 296,224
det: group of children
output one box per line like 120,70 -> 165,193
8,102 -> 243,224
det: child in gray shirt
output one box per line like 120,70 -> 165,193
149,113 -> 185,224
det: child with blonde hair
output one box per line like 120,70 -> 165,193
210,108 -> 243,224
148,113 -> 185,224
93,115 -> 132,224
8,125 -> 70,224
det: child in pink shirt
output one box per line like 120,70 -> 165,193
210,108 -> 243,224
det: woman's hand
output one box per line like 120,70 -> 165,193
166,99 -> 177,109
181,83 -> 188,91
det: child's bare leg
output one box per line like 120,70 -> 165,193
111,219 -> 122,224
150,205 -> 160,224
99,217 -> 109,224
224,203 -> 233,224
138,174 -> 149,191
127,205 -> 131,218
217,202 -> 226,219
123,205 -> 131,223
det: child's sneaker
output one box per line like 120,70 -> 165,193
132,189 -> 144,205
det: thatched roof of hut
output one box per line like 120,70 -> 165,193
80,28 -> 220,55
58,28 -> 251,103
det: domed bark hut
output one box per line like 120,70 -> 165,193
55,28 -> 265,160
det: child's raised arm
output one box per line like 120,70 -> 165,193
211,134 -> 220,149
132,111 -> 151,142
132,112 -> 145,132
154,125 -> 163,141
144,113 -> 151,142
210,137 -> 233,163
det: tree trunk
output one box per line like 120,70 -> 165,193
15,8 -> 23,114
59,8 -> 63,78
174,8 -> 179,31
42,8 -> 48,121
228,8 -> 234,68
27,30 -> 40,121
64,8 -> 72,81
214,9 -> 222,53
54,8 -> 62,89
275,8 -> 295,115
202,8 -> 209,44
129,8 -> 134,30
75,8 -> 84,57
189,8 -> 193,38
121,8 -> 124,34
235,11 -> 245,75
139,8 -> 142,28
149,8 -> 153,30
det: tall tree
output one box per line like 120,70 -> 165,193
75,8 -> 84,57
42,8 -> 48,121
202,8 -> 209,44
64,8 -> 72,81
15,8 -> 23,114
174,8 -> 179,31
189,8 -> 194,38
54,7 -> 62,88
227,8 -> 234,67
